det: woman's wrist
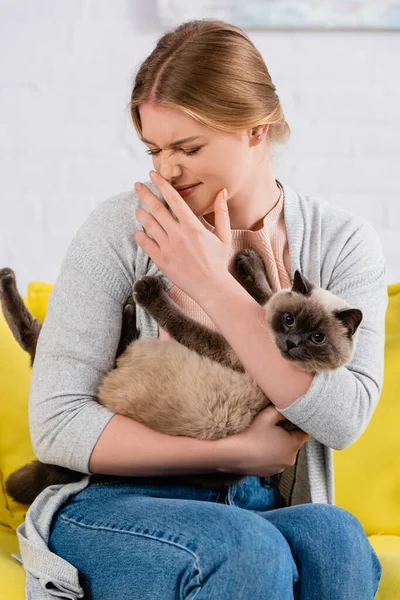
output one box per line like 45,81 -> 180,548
214,434 -> 243,473
192,271 -> 236,306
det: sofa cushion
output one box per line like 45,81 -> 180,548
0,524 -> 25,599
0,282 -> 53,531
334,282 -> 400,536
368,535 -> 400,600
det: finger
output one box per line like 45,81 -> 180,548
149,171 -> 202,226
214,189 -> 232,246
135,207 -> 168,246
135,181 -> 178,235
263,405 -> 288,425
267,405 -> 288,422
292,429 -> 311,445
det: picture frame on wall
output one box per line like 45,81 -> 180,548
157,0 -> 400,31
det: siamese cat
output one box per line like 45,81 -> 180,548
0,249 -> 362,504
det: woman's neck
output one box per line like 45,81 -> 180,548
203,166 -> 281,231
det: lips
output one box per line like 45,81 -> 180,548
174,183 -> 201,191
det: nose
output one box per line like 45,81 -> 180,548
286,339 -> 298,351
157,155 -> 182,181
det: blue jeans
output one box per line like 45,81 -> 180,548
48,473 -> 382,599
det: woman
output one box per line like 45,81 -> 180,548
16,19 -> 386,599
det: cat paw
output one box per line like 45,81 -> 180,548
123,299 -> 135,317
133,276 -> 165,308
0,268 -> 16,294
234,249 -> 266,284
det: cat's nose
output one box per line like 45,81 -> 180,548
286,339 -> 298,351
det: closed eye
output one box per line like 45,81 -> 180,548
145,147 -> 202,157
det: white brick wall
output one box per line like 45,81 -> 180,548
1,0 -> 399,293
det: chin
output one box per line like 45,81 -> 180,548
189,200 -> 215,217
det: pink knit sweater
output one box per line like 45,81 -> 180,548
159,183 -> 292,339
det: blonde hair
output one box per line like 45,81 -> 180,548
129,19 -> 290,145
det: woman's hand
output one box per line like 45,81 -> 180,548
133,171 -> 232,301
216,405 -> 311,478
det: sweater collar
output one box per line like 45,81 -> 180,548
198,180 -> 283,239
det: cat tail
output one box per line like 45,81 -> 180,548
5,461 -> 84,505
0,267 -> 42,366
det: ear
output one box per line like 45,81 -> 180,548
291,270 -> 314,296
334,308 -> 363,337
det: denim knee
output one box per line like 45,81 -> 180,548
295,504 -> 382,585
211,506 -> 300,588
263,503 -> 382,579
320,505 -> 382,576
263,503 -> 382,599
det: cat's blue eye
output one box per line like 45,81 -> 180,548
283,313 -> 294,326
145,147 -> 202,157
311,332 -> 325,344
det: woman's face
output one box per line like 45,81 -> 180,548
138,103 -> 267,218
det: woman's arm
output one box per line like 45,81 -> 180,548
29,194 -> 229,476
89,413 -> 225,476
195,222 -> 388,451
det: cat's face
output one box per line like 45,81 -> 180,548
264,271 -> 363,373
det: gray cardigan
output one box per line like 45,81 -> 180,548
12,180 -> 388,600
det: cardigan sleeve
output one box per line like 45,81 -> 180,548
277,220 -> 388,450
28,192 -> 139,472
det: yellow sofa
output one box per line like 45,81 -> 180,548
0,280 -> 399,599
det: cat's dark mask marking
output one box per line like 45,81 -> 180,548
267,270 -> 363,371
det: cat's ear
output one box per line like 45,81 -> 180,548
334,309 -> 363,337
291,270 -> 314,296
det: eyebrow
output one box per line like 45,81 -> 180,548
140,135 -> 203,148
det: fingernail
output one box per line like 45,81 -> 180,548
223,188 -> 228,201
134,182 -> 143,191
